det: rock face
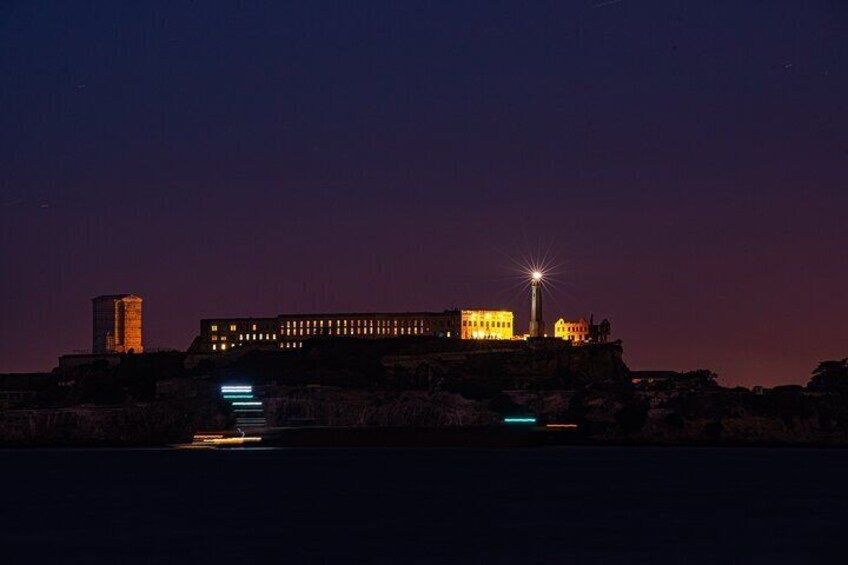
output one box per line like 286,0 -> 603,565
0,403 -> 195,447
264,388 -> 494,428
632,387 -> 848,446
3,339 -> 848,446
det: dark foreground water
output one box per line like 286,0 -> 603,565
1,447 -> 846,564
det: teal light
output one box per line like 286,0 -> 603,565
232,401 -> 262,406
503,417 -> 537,424
223,394 -> 254,399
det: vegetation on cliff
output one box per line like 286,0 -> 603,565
1,339 -> 848,446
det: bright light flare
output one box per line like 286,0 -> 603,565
531,270 -> 543,282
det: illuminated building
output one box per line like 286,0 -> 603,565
92,294 -> 143,354
554,316 -> 612,344
195,309 -> 514,353
460,309 -> 514,340
554,317 -> 589,343
528,271 -> 545,338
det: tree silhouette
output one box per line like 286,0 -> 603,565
808,359 -> 848,393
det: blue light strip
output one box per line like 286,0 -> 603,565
221,386 -> 252,393
503,417 -> 537,424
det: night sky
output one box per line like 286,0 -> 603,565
1,1 -> 846,386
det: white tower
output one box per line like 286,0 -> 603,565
528,271 -> 544,338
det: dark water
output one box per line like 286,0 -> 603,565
1,447 -> 846,564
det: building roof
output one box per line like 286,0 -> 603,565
199,310 -> 462,322
92,294 -> 141,301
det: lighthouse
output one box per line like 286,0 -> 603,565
528,271 -> 544,338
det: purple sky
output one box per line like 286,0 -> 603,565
1,1 -> 846,386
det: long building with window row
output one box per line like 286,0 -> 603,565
194,309 -> 514,353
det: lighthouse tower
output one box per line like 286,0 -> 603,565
528,271 -> 545,338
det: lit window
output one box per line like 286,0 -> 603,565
252,324 -> 257,331
212,344 -> 217,351
211,324 -> 218,332
221,343 -> 227,351
230,324 -> 237,332
211,335 -> 218,341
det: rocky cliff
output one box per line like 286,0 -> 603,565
3,340 -> 848,446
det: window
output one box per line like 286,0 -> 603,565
211,324 -> 218,332
211,335 -> 218,341
252,324 -> 257,331
212,344 -> 217,351
229,324 -> 237,332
